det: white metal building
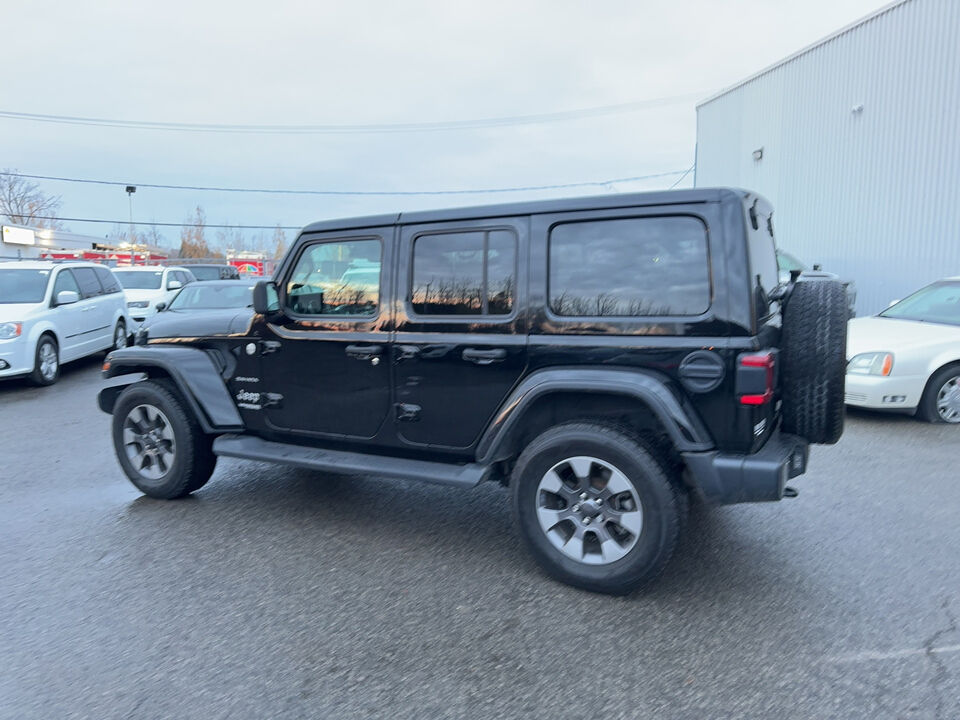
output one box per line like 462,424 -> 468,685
695,0 -> 960,314
1,224 -> 104,260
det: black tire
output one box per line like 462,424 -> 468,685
780,279 -> 847,444
510,422 -> 682,595
29,334 -> 60,386
111,379 -> 217,498
917,364 -> 960,424
108,319 -> 127,353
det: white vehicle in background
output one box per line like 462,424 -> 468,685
113,266 -> 196,325
0,261 -> 130,386
846,277 -> 960,423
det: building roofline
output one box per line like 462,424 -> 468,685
696,0 -> 912,108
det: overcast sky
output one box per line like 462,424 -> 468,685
1,0 -> 889,247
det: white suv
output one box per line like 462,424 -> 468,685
112,266 -> 196,325
0,261 -> 130,385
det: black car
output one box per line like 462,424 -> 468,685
98,188 -> 848,594
134,279 -> 254,341
182,263 -> 240,281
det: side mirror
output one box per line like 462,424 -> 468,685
812,264 -> 822,271
55,290 -> 79,306
253,280 -> 282,317
155,302 -> 167,312
167,280 -> 183,290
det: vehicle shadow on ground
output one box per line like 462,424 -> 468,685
0,353 -> 105,396
118,460 -> 819,606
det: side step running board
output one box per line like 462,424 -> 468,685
212,434 -> 489,489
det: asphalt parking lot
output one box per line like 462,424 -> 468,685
1,357 -> 958,720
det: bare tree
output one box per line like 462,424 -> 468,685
0,169 -> 64,229
272,225 -> 287,259
179,206 -> 213,258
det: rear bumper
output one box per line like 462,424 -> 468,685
682,431 -> 809,505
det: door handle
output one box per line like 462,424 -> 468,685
396,345 -> 420,361
345,344 -> 383,361
462,348 -> 506,365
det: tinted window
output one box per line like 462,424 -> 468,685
286,239 -> 381,316
95,266 -> 121,294
0,269 -> 51,303
73,267 -> 104,298
114,270 -> 163,289
52,269 -> 81,298
168,283 -> 254,310
189,266 -> 221,281
549,217 -> 710,317
748,202 -> 779,295
411,230 -> 516,315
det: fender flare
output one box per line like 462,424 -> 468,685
98,346 -> 244,433
475,367 -> 714,464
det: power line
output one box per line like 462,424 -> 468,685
668,163 -> 696,189
1,169 -> 688,197
0,92 -> 705,135
25,216 -> 300,230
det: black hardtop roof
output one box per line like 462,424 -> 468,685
301,187 -> 750,234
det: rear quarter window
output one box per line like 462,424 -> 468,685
548,216 -> 710,317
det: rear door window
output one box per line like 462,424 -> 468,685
411,230 -> 516,315
72,267 -> 104,299
94,266 -> 121,294
548,216 -> 710,316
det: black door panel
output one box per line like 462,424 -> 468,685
394,218 -> 529,450
258,230 -> 394,440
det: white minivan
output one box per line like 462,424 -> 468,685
0,261 -> 130,385
112,266 -> 196,325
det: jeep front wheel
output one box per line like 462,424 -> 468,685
111,379 -> 217,498
511,423 -> 682,594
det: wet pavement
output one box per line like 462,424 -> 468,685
1,356 -> 958,719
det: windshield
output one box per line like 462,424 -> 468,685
880,281 -> 960,326
776,250 -> 808,273
113,270 -> 163,290
0,269 -> 52,303
188,266 -> 223,281
168,283 -> 254,310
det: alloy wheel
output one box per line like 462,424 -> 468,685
936,375 -> 960,423
123,404 -> 177,480
535,455 -> 643,565
39,342 -> 58,381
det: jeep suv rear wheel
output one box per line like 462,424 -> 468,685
511,423 -> 682,594
111,379 -> 217,498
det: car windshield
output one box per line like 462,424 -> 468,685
0,269 -> 52,303
776,250 -> 807,273
880,280 -> 960,326
168,283 -> 254,310
113,270 -> 163,289
188,266 -> 223,281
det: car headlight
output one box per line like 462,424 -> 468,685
0,322 -> 23,339
127,301 -> 149,309
847,352 -> 894,376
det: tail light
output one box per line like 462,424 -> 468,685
737,351 -> 777,405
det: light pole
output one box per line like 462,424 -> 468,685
125,185 -> 136,244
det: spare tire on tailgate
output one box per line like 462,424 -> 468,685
780,279 -> 847,444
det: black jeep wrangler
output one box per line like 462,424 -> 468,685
98,188 -> 847,594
